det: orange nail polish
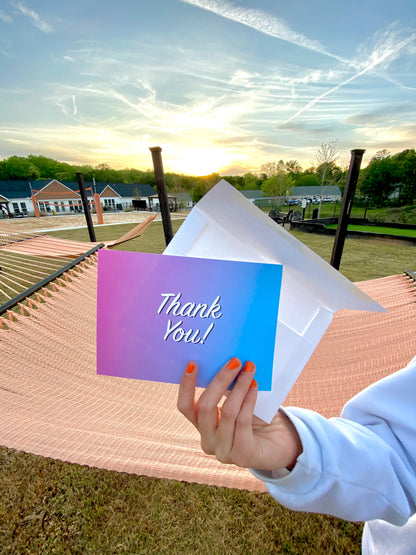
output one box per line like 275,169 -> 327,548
186,362 -> 196,374
227,357 -> 240,370
250,379 -> 257,389
243,361 -> 254,372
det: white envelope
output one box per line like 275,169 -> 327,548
165,180 -> 385,422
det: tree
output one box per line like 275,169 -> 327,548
285,160 -> 303,177
315,139 -> 339,215
393,149 -> 416,205
260,161 -> 278,178
360,155 -> 398,207
294,173 -> 320,187
242,172 -> 261,190
1,156 -> 40,180
261,172 -> 293,198
220,175 -> 244,189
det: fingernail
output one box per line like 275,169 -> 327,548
243,361 -> 254,373
227,357 -> 240,370
186,362 -> 196,374
250,379 -> 257,389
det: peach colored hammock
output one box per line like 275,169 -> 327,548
0,216 -> 155,306
0,254 -> 415,491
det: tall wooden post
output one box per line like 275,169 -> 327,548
94,193 -> 104,224
76,172 -> 97,242
31,195 -> 40,218
330,149 -> 365,270
149,146 -> 173,246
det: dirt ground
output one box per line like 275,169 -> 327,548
0,210 -> 188,233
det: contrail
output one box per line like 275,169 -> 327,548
179,0 -> 346,62
14,2 -> 53,33
282,31 -> 416,126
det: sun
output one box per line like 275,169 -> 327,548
166,147 -> 235,176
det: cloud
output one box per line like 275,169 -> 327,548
353,123 -> 416,146
345,101 -> 416,126
14,2 -> 53,33
282,26 -> 416,126
179,0 -> 344,61
0,10 -> 13,23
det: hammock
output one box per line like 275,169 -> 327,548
0,257 -> 415,492
0,215 -> 156,310
0,214 -> 156,257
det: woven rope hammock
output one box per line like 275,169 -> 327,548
0,215 -> 155,311
1,249 -> 415,491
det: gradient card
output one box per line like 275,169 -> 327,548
96,250 -> 283,391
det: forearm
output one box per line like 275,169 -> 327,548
252,405 -> 416,525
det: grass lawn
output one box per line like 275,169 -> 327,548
325,223 -> 416,238
277,202 -> 416,224
50,219 -> 416,282
2,217 -> 415,553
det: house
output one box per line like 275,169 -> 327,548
173,192 -> 193,210
0,179 -> 156,216
93,183 -> 156,211
240,190 -> 264,203
0,181 -> 33,216
148,191 -> 193,211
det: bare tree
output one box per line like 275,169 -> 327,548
316,139 -> 339,216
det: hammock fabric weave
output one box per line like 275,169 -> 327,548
0,260 -> 415,492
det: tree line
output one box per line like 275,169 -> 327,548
359,149 -> 416,207
1,148 -> 415,206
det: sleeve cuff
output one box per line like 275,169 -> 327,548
250,407 -> 323,495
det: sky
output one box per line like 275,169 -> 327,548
0,1 -> 415,176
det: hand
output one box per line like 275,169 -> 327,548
177,357 -> 302,471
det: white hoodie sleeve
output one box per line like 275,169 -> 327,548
251,356 -> 416,525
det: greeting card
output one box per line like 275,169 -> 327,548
97,250 -> 283,391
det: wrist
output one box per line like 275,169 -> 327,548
279,410 -> 303,471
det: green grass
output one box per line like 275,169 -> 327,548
276,202 -> 416,224
0,448 -> 363,554
48,218 -> 185,253
50,219 -> 416,282
2,217 -> 415,553
326,223 -> 416,238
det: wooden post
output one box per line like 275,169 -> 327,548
76,172 -> 97,242
330,149 -> 365,270
31,195 -> 40,218
149,146 -> 173,246
94,193 -> 104,224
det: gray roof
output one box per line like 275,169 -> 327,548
171,192 -> 192,202
94,183 -> 156,197
0,180 -> 156,199
0,180 -> 33,199
240,189 -> 263,199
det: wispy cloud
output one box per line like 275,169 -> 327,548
14,2 -> 53,33
282,27 -> 416,126
179,0 -> 344,61
0,10 -> 13,23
